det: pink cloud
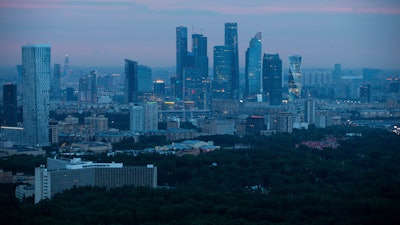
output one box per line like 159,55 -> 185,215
1,0 -> 399,15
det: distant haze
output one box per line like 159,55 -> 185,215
1,0 -> 399,70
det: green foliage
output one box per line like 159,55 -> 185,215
0,155 -> 46,175
1,127 -> 399,224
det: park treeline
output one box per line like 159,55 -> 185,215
1,126 -> 399,224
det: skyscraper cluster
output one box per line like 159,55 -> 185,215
176,26 -> 210,109
177,23 -> 292,107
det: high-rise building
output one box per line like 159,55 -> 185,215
129,102 -> 158,132
304,99 -> 316,125
78,70 -> 97,102
124,59 -> 138,103
3,83 -> 18,126
225,23 -> 239,99
288,55 -> 302,102
192,33 -> 208,77
333,63 -> 341,81
138,65 -> 152,93
176,26 -> 188,100
212,45 -> 233,99
130,105 -> 144,132
263,54 -> 282,105
63,54 -> 71,77
245,32 -> 262,99
51,64 -> 61,100
144,102 -> 158,131
22,44 -> 51,147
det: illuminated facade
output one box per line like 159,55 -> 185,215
22,44 -> 51,147
288,55 -> 302,102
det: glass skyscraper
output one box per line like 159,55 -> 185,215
124,59 -> 138,103
176,26 -> 188,99
3,83 -> 18,127
22,44 -> 51,147
245,32 -> 262,99
263,54 -> 282,105
288,55 -> 302,102
225,23 -> 239,99
212,45 -> 233,99
51,64 -> 61,100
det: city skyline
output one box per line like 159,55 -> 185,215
0,0 -> 400,69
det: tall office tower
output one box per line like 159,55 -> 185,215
360,84 -> 371,103
130,105 -> 144,132
263,54 -> 282,105
63,54 -> 71,77
192,33 -> 208,77
51,64 -> 61,100
333,63 -> 341,81
138,65 -> 152,92
78,70 -> 97,102
3,83 -> 18,126
225,23 -> 239,99
212,45 -> 233,99
182,33 -> 210,109
144,102 -> 158,131
176,26 -> 188,100
304,99 -> 316,125
288,55 -> 302,102
245,32 -> 262,99
22,44 -> 51,147
124,59 -> 138,103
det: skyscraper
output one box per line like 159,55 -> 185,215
176,26 -> 188,100
130,105 -> 144,132
288,55 -> 302,102
225,23 -> 239,99
144,102 -> 158,131
212,45 -> 233,99
3,83 -> 18,127
22,44 -> 51,147
138,65 -> 152,93
263,54 -> 282,105
63,54 -> 71,77
124,59 -> 138,103
245,32 -> 262,99
51,64 -> 61,100
192,33 -> 208,77
78,71 -> 97,103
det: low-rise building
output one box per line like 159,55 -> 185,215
35,158 -> 157,203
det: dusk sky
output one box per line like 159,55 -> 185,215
1,0 -> 399,70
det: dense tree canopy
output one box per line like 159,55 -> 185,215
1,127 -> 399,224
